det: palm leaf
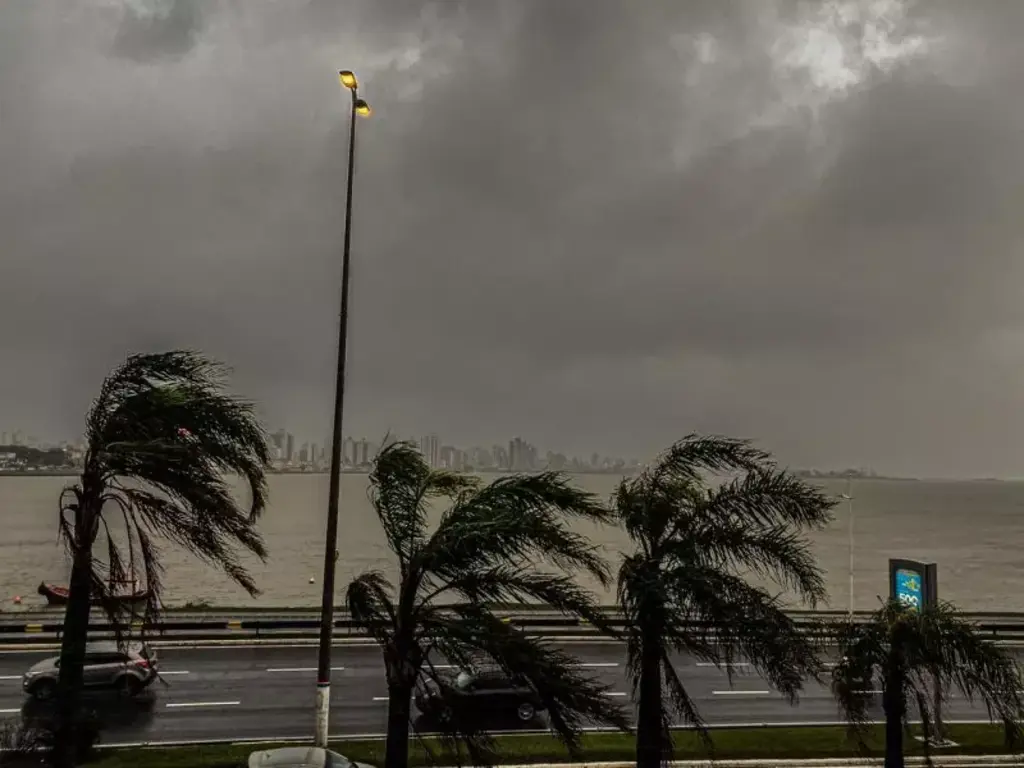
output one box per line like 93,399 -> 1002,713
346,454 -> 626,767
832,600 -> 1024,758
613,434 -> 833,763
53,350 -> 272,755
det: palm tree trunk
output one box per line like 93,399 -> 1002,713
53,516 -> 96,768
635,631 -> 663,768
882,665 -> 905,768
932,673 -> 944,743
383,681 -> 413,768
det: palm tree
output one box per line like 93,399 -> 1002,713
612,434 -> 835,768
52,351 -> 271,766
832,599 -> 1024,768
346,441 -> 629,768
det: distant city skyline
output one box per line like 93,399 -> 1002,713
0,426 -> 643,474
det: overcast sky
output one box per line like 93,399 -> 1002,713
3,0 -> 1024,478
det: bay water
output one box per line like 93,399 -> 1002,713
2,474 -> 1022,612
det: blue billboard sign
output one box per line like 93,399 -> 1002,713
895,568 -> 923,609
889,559 -> 937,611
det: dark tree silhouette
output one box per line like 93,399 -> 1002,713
346,441 -> 629,768
612,435 -> 835,768
832,599 -> 1024,768
52,351 -> 271,766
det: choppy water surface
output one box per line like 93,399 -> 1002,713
2,474 -> 1022,611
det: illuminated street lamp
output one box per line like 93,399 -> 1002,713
314,69 -> 371,749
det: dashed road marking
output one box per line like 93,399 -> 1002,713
0,708 -> 20,714
372,696 -> 389,702
266,666 -> 346,673
166,701 -> 240,708
712,689 -> 770,696
582,662 -> 619,668
603,692 -> 628,697
158,670 -> 189,676
0,675 -> 21,680
697,662 -> 750,668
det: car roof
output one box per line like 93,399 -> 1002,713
249,747 -> 327,767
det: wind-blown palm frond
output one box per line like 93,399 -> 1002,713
369,442 -> 477,575
51,351 -> 271,768
61,351 -> 271,610
613,434 -> 834,768
832,600 -> 1024,768
345,444 -> 626,768
648,433 -> 771,484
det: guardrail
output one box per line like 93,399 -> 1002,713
3,608 -> 1024,645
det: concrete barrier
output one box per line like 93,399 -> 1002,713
1,609 -> 1024,646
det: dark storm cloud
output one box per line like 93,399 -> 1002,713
3,0 -> 1024,477
110,0 -> 204,62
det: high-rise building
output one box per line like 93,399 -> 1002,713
285,433 -> 295,463
471,446 -> 493,469
492,444 -> 509,470
298,443 -> 309,463
343,436 -> 356,467
440,445 -> 467,471
507,437 -> 537,472
419,434 -> 440,468
355,438 -> 370,467
271,430 -> 286,461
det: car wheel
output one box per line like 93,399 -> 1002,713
516,702 -> 536,722
117,676 -> 141,697
30,679 -> 57,701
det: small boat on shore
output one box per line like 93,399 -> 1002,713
37,581 -> 151,609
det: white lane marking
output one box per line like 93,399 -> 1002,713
372,696 -> 389,702
0,708 -> 20,714
582,662 -> 619,668
159,670 -> 189,676
697,662 -> 750,668
0,675 -> 21,680
266,666 -> 346,673
603,691 -> 628,697
166,701 -> 240,708
712,689 -> 770,696
853,689 -> 883,695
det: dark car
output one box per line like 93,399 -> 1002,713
22,641 -> 158,700
414,669 -> 544,724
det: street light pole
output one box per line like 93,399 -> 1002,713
314,70 -> 371,748
840,479 -> 855,619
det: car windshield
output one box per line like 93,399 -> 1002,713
455,671 -> 473,690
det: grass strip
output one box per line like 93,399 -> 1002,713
89,724 -> 1020,768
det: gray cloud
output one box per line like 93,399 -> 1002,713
3,0 -> 1024,477
110,0 -> 204,62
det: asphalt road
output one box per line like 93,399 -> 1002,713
0,641 -> 1009,746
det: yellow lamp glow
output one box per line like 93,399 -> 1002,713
355,99 -> 372,117
338,70 -> 358,90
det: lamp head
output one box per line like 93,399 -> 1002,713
338,70 -> 358,90
355,99 -> 372,117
